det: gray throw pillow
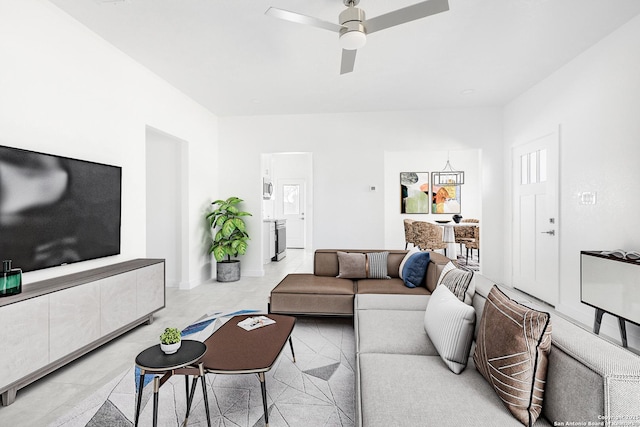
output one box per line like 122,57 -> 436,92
423,285 -> 476,374
336,251 -> 366,279
336,251 -> 391,279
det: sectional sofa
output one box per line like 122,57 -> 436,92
268,249 -> 451,316
269,249 -> 640,426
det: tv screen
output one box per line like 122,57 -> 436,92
0,145 -> 121,272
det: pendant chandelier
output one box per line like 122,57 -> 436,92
433,154 -> 464,185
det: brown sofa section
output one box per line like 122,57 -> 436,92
269,249 -> 451,316
267,274 -> 355,316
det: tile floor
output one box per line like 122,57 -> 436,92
0,249 -> 314,427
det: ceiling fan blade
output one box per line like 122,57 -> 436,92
364,0 -> 449,34
340,49 -> 357,74
265,7 -> 344,33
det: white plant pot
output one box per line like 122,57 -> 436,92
160,341 -> 181,355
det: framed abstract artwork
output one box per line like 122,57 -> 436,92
400,172 -> 430,214
431,173 -> 461,214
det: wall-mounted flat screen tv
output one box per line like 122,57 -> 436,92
0,145 -> 122,272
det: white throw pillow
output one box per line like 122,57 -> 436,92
424,285 -> 476,374
399,246 -> 421,280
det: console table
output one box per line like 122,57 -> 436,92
581,251 -> 640,348
0,259 -> 165,406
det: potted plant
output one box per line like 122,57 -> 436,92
160,327 -> 181,354
206,196 -> 252,282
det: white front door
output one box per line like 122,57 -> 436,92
278,179 -> 306,248
512,130 -> 559,306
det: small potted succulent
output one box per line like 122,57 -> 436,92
159,327 -> 182,354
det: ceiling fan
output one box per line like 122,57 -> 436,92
265,0 -> 449,74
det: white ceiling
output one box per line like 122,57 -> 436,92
49,0 -> 640,117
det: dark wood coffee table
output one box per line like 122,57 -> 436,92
199,314 -> 296,426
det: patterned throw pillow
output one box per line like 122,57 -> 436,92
423,285 -> 476,374
473,286 -> 552,426
436,261 -> 457,286
366,251 -> 391,279
440,267 -> 474,305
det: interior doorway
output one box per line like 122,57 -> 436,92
261,152 -> 313,252
511,129 -> 560,306
145,127 -> 186,287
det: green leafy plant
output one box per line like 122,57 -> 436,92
206,196 -> 252,262
160,327 -> 181,345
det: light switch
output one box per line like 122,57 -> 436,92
579,192 -> 597,205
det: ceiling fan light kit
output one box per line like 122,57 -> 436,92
266,0 -> 449,74
339,7 -> 367,50
339,30 -> 367,50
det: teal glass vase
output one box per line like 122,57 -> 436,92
1,260 -> 22,297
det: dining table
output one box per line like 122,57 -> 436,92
427,220 -> 479,261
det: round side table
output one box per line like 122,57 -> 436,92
134,340 -> 210,427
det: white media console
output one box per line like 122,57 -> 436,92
0,258 -> 165,406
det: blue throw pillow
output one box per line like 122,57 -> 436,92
402,251 -> 430,288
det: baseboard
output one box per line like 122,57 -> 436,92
241,268 -> 265,277
178,279 -> 199,290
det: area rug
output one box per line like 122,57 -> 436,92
48,310 -> 356,427
457,253 -> 479,271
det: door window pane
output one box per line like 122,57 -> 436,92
521,154 -> 528,185
529,151 -> 538,184
283,184 -> 300,215
539,149 -> 547,182
521,150 -> 547,185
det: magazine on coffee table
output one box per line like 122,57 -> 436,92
601,249 -> 640,260
237,316 -> 276,331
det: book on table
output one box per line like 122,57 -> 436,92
601,249 -> 640,260
237,316 -> 276,331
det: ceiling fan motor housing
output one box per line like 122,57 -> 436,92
339,6 -> 367,49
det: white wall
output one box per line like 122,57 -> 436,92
219,108 -> 504,280
146,128 -> 183,288
504,14 -> 640,349
0,1 -> 218,288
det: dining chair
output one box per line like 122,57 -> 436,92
413,221 -> 447,255
403,219 -> 416,249
454,218 -> 479,252
464,225 -> 480,264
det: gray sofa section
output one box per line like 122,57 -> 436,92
355,275 -> 640,426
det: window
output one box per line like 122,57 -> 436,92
520,149 -> 547,185
283,184 -> 300,215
